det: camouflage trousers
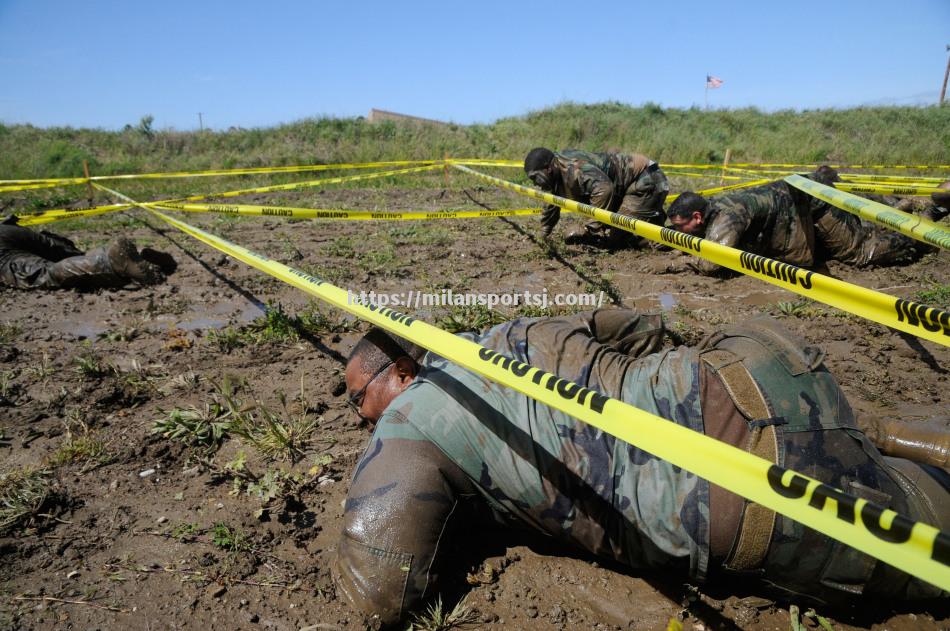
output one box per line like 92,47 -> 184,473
586,166 -> 670,246
814,206 -> 933,267
0,248 -> 124,290
704,323 -> 949,603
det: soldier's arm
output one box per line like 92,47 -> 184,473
689,209 -> 748,276
334,422 -> 476,627
578,164 -> 616,209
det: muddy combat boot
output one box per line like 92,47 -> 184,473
923,190 -> 950,223
140,247 -> 177,275
107,238 -> 165,286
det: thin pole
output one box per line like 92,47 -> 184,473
940,45 -> 950,106
198,112 -> 204,131
83,160 -> 94,207
720,148 -> 731,185
705,77 -> 708,111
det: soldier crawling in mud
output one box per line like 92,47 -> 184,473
0,216 -> 174,290
334,308 -> 950,626
807,166 -> 950,268
665,178 -> 819,275
523,147 -> 669,248
667,172 -> 950,275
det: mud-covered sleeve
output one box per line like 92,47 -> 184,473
574,163 -> 615,210
333,419 -> 476,627
690,206 -> 749,275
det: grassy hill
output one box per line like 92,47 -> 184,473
2,103 -> 948,182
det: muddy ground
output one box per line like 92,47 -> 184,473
0,181 -> 948,631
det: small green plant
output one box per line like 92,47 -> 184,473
171,522 -> 200,541
152,401 -> 233,449
27,352 -> 55,381
437,305 -> 507,334
915,282 -> 950,310
48,436 -> 111,469
226,382 -> 319,463
298,302 -> 355,335
210,523 -> 251,552
0,369 -> 18,402
0,322 -> 20,345
775,298 -> 821,319
206,327 -> 244,353
407,596 -> 476,631
242,302 -> 302,344
322,237 -> 356,258
0,468 -> 53,534
74,343 -> 107,378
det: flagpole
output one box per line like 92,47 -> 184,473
705,74 -> 708,111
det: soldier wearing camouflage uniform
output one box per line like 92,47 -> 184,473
0,218 -> 171,290
809,169 -> 950,268
524,147 -> 669,247
335,309 -> 949,626
666,179 -> 817,275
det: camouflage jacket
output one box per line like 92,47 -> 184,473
543,149 -> 655,223
693,181 -> 816,275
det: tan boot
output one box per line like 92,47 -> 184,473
859,415 -> 950,469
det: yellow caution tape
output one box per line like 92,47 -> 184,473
0,179 -> 88,193
453,165 -> 950,347
93,183 -> 950,593
173,164 -> 444,203
87,160 -> 440,181
16,203 -> 134,226
148,201 -> 540,221
665,171 -> 754,181
836,182 -> 942,197
666,179 -> 774,204
720,163 -> 950,170
839,173 -> 946,184
785,175 -> 950,252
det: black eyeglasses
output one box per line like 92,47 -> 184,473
347,360 -> 394,416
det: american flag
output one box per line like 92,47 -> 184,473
706,75 -> 724,89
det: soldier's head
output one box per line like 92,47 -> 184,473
524,147 -> 557,190
809,166 -> 840,186
345,328 -> 426,430
667,192 -> 709,236
933,180 -> 950,209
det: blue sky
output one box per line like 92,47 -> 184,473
0,0 -> 947,130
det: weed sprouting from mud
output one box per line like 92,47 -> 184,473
915,282 -> 950,310
154,376 -> 319,463
408,596 -> 477,631
775,298 -> 822,319
210,523 -> 252,552
74,343 -> 107,379
0,321 -> 20,346
152,402 -> 233,450
437,305 -> 508,334
0,469 -> 55,534
206,302 -> 351,352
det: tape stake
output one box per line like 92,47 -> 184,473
452,165 -> 950,347
102,190 -> 948,593
785,174 -> 950,251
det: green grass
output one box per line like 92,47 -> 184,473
0,322 -> 20,345
0,468 -> 54,534
2,103 -> 948,211
210,523 -> 252,552
915,282 -> 950,310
